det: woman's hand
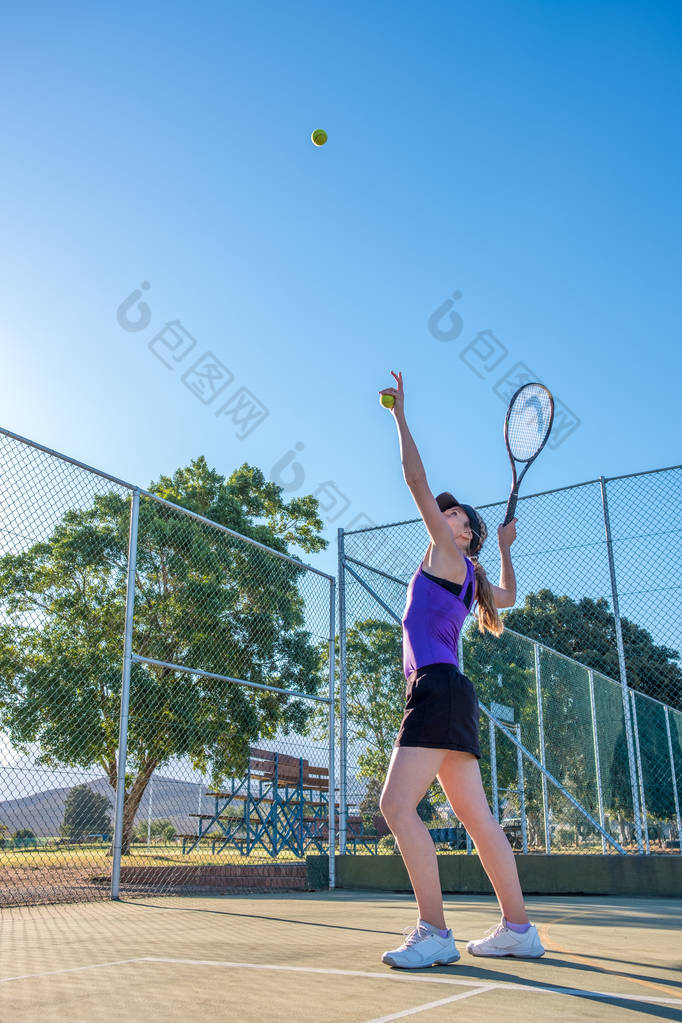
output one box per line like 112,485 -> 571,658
498,518 -> 517,549
378,370 -> 405,416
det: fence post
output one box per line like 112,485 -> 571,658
328,576 -> 336,889
588,669 -> 607,854
458,633 -> 472,854
663,706 -> 682,853
534,642 -> 551,854
629,690 -> 650,854
489,717 -> 499,822
515,723 -> 528,854
111,487 -> 140,900
600,476 -> 643,854
337,528 -> 347,857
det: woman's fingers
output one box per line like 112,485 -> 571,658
498,518 -> 518,546
381,372 -> 404,414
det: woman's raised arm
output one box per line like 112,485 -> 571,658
492,519 -> 518,608
379,370 -> 463,560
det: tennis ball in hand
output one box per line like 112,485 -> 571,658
380,394 -> 395,408
311,129 -> 328,146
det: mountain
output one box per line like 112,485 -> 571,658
0,775 -> 214,837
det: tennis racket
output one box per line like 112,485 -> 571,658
503,383 -> 554,525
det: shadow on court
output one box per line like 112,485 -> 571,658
1,892 -> 681,1022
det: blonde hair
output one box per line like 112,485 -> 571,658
472,557 -> 504,636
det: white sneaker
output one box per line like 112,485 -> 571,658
382,919 -> 460,969
466,917 -> 544,958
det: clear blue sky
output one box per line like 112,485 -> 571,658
2,0 -> 681,578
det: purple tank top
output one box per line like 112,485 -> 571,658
401,555 -> 475,680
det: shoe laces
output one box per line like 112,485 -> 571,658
484,921 -> 506,940
400,923 -> 429,949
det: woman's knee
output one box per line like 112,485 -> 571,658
378,787 -> 398,822
379,787 -> 415,824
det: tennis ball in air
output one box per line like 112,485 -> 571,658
311,129 -> 328,146
380,394 -> 395,408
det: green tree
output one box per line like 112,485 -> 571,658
13,828 -> 37,847
61,784 -> 112,842
0,821 -> 9,848
500,589 -> 682,824
0,457 -> 328,856
502,590 -> 681,709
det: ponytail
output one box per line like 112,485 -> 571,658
472,558 -> 504,636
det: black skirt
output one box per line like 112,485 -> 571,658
394,661 -> 481,757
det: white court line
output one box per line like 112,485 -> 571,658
140,959 -> 682,1007
361,986 -> 492,1023
0,959 -> 146,984
3,956 -> 681,1010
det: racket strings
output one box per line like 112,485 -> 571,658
507,384 -> 553,461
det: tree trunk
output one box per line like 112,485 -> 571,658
107,761 -> 157,857
526,812 -> 541,850
615,813 -> 634,847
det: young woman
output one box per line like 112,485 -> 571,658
377,370 -> 544,969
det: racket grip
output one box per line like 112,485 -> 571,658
503,493 -> 518,526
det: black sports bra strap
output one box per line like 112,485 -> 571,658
421,568 -> 463,596
420,554 -> 476,611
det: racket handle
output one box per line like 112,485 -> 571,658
503,493 -> 518,526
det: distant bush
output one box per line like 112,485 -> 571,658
132,819 -> 178,844
13,828 -> 37,848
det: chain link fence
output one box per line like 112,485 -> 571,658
2,426 -> 680,911
0,427 -> 336,908
338,465 -> 682,857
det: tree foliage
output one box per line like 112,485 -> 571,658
132,818 -> 177,843
61,784 -> 112,842
13,827 -> 36,841
0,456 -> 328,855
498,589 -> 682,819
502,589 -> 681,709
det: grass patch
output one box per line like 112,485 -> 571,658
0,841 -> 317,870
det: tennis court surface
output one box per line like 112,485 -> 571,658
2,891 -> 681,1022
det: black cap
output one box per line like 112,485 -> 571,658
435,492 -> 488,557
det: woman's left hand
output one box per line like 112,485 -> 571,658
378,370 -> 405,417
498,518 -> 517,548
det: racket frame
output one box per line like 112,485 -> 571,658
503,382 -> 555,525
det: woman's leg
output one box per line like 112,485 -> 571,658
437,751 -> 529,924
380,745 -> 449,930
